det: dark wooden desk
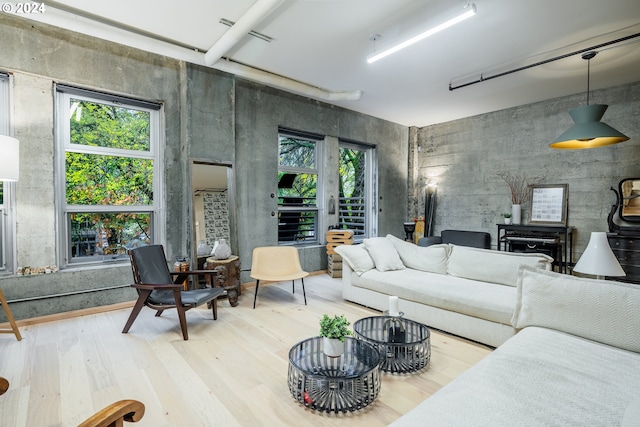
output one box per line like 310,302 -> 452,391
497,224 -> 574,273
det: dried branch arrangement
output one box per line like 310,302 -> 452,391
496,171 -> 546,204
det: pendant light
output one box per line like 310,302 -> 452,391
550,51 -> 629,149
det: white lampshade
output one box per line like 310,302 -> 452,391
0,135 -> 19,181
573,232 -> 625,277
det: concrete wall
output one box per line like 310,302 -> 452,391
411,81 -> 640,263
0,15 -> 408,321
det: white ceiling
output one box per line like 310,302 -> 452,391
18,0 -> 640,127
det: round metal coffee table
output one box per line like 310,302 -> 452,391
287,336 -> 381,413
353,316 -> 430,373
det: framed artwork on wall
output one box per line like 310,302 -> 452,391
529,184 -> 569,225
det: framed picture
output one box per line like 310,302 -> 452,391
529,184 -> 568,225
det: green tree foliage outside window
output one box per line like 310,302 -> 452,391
339,147 -> 366,236
66,99 -> 153,257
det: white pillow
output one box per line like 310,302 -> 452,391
363,237 -> 405,272
447,245 -> 552,287
385,234 -> 449,274
334,245 -> 375,276
512,265 -> 640,353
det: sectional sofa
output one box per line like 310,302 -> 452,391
390,265 -> 640,426
335,234 -> 553,347
335,234 -> 640,425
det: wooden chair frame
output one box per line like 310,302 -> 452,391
122,245 -> 223,340
0,289 -> 21,341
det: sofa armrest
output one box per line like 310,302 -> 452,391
417,236 -> 442,247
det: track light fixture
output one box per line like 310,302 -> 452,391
367,3 -> 477,64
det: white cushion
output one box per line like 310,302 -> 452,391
385,234 -> 449,274
363,237 -> 405,272
334,244 -> 375,276
512,265 -> 640,353
447,245 -> 553,287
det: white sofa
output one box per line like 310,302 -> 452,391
389,265 -> 640,426
335,234 -> 553,347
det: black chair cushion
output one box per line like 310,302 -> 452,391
149,288 -> 225,306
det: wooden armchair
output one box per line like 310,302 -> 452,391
122,245 -> 224,340
78,399 -> 145,427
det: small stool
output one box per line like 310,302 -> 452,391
0,289 -> 22,341
205,255 -> 241,307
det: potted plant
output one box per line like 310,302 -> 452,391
319,314 -> 352,357
502,213 -> 512,224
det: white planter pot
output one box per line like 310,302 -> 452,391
322,337 -> 344,357
504,217 -> 512,224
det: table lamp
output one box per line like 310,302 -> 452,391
573,232 -> 625,280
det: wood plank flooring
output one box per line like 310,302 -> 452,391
0,274 -> 492,426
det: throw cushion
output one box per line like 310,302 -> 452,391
386,234 -> 449,274
512,265 -> 640,353
447,245 -> 553,287
334,244 -> 375,276
363,237 -> 405,272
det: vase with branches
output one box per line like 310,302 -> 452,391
496,171 -> 545,224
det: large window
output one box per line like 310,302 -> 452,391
339,141 -> 376,240
0,73 -> 15,272
277,130 -> 322,244
56,85 -> 163,265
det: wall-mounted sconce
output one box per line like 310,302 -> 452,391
328,195 -> 336,215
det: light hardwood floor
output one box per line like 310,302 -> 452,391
0,274 -> 492,426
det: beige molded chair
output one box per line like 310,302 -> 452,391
250,246 -> 309,309
78,399 -> 145,427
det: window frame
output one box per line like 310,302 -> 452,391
338,140 -> 377,242
55,85 -> 164,267
0,72 -> 16,273
277,129 -> 324,245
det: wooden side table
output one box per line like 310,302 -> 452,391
205,255 -> 241,307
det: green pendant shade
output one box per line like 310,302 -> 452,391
550,104 -> 629,149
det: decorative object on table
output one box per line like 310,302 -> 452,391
403,221 -> 416,242
424,179 -> 438,237
196,240 -> 211,256
212,238 -> 231,260
496,170 -> 546,224
325,229 -> 353,278
388,295 -> 400,316
550,51 -> 629,149
573,232 -> 625,280
319,314 -> 352,357
502,213 -> 512,224
529,184 -> 569,225
385,316 -> 406,343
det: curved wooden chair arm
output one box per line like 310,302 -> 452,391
170,269 -> 218,276
78,399 -> 145,427
0,376 -> 9,395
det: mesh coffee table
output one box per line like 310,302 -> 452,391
353,316 -> 430,373
287,336 -> 381,413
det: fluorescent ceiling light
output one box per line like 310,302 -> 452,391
367,3 -> 477,64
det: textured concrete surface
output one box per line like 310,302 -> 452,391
411,81 -> 640,262
0,14 -> 407,319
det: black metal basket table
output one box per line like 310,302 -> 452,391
353,316 -> 431,373
287,336 -> 381,413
